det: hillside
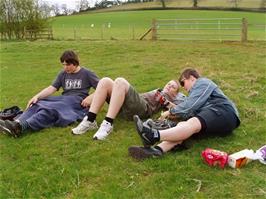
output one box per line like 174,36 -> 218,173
89,0 -> 265,13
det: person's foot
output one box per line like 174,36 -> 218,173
133,115 -> 159,147
0,119 -> 22,138
144,118 -> 177,130
93,120 -> 113,140
128,146 -> 163,161
72,116 -> 98,135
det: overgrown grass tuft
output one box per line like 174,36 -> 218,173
0,40 -> 265,198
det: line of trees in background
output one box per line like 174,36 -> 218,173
0,0 -> 51,39
125,0 -> 266,9
64,0 -> 266,14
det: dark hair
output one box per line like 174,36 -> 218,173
60,50 -> 79,66
179,68 -> 200,85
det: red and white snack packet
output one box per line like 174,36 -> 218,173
201,148 -> 228,169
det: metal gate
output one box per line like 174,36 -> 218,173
151,18 -> 247,42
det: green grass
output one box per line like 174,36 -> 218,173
0,39 -> 266,198
51,10 -> 266,41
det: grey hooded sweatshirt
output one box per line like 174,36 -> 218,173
169,77 -> 240,121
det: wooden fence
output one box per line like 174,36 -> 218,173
24,27 -> 53,40
148,18 -> 248,42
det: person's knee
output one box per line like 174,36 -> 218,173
186,117 -> 202,133
177,117 -> 201,133
114,77 -> 129,91
100,77 -> 113,84
176,121 -> 186,127
98,77 -> 113,88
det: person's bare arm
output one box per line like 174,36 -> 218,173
26,86 -> 57,109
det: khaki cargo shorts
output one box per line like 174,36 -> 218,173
119,86 -> 151,120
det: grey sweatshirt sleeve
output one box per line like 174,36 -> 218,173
169,78 -> 217,119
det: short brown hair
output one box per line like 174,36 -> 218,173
179,68 -> 200,84
60,50 -> 79,66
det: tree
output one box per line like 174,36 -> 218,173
61,4 -> 68,15
193,0 -> 198,8
79,0 -> 89,11
261,0 -> 266,9
228,0 -> 242,8
0,0 -> 50,40
160,0 -> 166,8
51,4 -> 61,16
151,0 -> 165,9
95,0 -> 118,9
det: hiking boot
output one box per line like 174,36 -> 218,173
0,119 -> 22,138
128,146 -> 163,161
133,115 -> 159,147
72,116 -> 98,135
93,120 -> 113,140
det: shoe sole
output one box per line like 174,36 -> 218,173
0,125 -> 9,135
71,125 -> 98,135
92,129 -> 113,141
133,115 -> 151,147
0,124 -> 17,137
71,128 -> 85,135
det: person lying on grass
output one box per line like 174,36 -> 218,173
72,77 -> 186,140
0,50 -> 99,138
129,68 -> 241,160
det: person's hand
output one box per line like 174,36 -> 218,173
26,96 -> 38,109
154,89 -> 167,105
159,110 -> 170,121
81,97 -> 91,107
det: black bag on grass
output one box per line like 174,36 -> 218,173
0,106 -> 23,121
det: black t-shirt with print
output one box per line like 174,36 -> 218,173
52,67 -> 99,99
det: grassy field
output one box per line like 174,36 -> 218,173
51,10 -> 266,41
0,39 -> 266,198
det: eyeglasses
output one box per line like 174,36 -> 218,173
180,78 -> 186,87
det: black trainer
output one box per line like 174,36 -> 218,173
0,120 -> 22,138
128,146 -> 163,161
133,115 -> 159,147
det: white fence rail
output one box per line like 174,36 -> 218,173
151,18 -> 247,41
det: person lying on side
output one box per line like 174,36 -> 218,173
72,77 -> 186,140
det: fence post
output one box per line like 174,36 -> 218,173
241,18 -> 248,42
24,27 -> 26,39
151,19 -> 157,40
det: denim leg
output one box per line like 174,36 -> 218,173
25,109 -> 57,131
17,105 -> 39,122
